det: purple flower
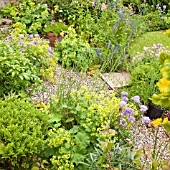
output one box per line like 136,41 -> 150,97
122,108 -> 134,116
18,41 -> 23,44
128,116 -> 136,122
130,21 -> 134,26
131,96 -> 140,103
120,118 -> 127,126
96,48 -> 100,55
27,34 -> 33,39
49,53 -> 53,58
47,48 -> 52,53
106,42 -> 112,47
20,48 -> 24,52
23,44 -> 27,48
33,41 -> 39,45
96,48 -> 102,60
113,24 -> 117,31
19,34 -> 24,39
8,35 -> 13,40
155,44 -> 162,50
122,96 -> 128,102
120,101 -> 127,107
121,91 -> 128,96
142,116 -> 150,124
34,34 -> 40,38
140,105 -> 148,112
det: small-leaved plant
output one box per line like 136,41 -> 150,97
0,94 -> 49,170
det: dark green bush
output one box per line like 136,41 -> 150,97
0,94 -> 48,170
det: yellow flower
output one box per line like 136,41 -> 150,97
151,118 -> 168,126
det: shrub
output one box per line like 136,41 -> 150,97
0,26 -> 58,96
0,94 -> 48,170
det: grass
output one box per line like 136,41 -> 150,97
129,30 -> 170,57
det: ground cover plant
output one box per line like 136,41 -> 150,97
0,0 -> 170,169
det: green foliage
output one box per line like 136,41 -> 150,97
1,0 -> 53,33
82,144 -> 140,169
142,10 -> 170,32
0,27 -> 58,96
0,94 -> 48,169
55,27 -> 98,72
90,4 -> 140,72
126,50 -> 162,104
44,21 -> 68,35
43,86 -> 136,169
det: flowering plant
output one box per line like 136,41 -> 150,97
44,20 -> 68,35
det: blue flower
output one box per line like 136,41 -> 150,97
8,35 -> 13,40
122,96 -> 128,102
33,41 -> 39,45
96,48 -> 100,55
128,116 -> 136,122
140,105 -> 148,112
47,48 -> 53,53
142,116 -> 150,124
120,101 -> 126,107
113,24 -> 117,31
106,42 -> 112,47
122,108 -> 134,116
131,96 -> 140,103
120,118 -> 127,126
130,21 -> 134,26
18,41 -> 23,44
49,53 -> 53,58
121,91 -> 128,96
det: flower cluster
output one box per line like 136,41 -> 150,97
119,91 -> 150,126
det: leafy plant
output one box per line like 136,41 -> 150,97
125,46 -> 163,104
0,94 -> 48,170
1,0 -> 53,34
42,86 -> 140,169
44,20 -> 68,35
55,27 -> 98,72
0,27 -> 58,96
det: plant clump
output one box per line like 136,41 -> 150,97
0,94 -> 48,170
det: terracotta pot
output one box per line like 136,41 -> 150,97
145,102 -> 164,120
47,32 -> 56,47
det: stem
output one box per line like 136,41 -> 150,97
152,126 -> 159,160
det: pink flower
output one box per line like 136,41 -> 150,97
92,1 -> 95,7
51,20 -> 55,24
101,3 -> 107,11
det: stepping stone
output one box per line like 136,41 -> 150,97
100,72 -> 130,90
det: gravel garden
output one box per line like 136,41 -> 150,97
0,0 -> 170,169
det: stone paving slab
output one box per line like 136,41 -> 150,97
100,72 -> 130,90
